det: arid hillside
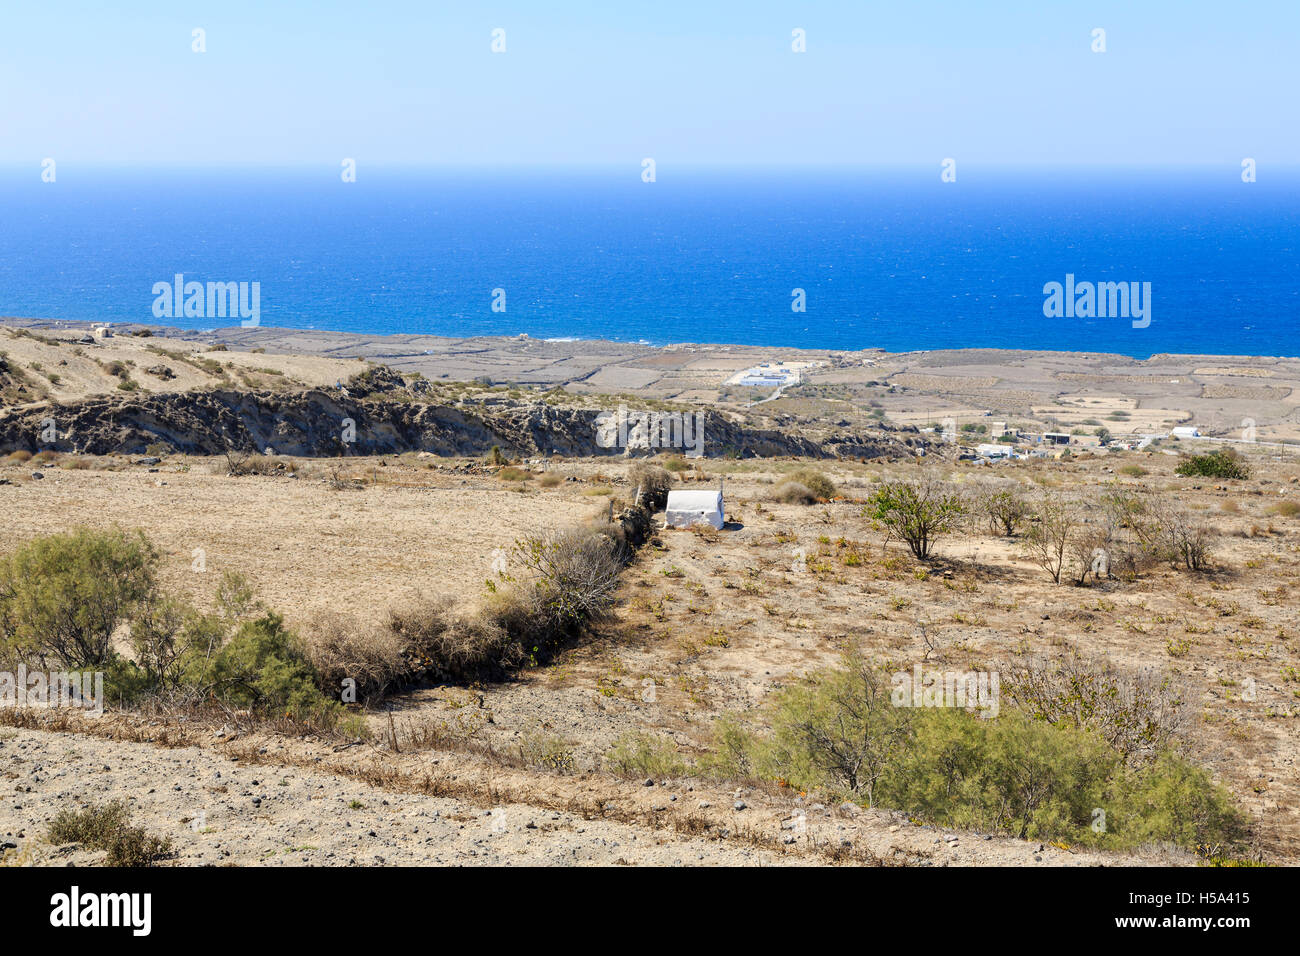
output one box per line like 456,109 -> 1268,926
2,438 -> 1297,866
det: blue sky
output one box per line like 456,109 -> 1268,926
1,0 -> 1295,166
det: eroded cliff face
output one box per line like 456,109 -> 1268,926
0,380 -> 925,460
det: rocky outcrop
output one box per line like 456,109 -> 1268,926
0,387 -> 924,460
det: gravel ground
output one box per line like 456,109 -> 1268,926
0,727 -> 803,866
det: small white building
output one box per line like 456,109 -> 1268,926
976,443 -> 1012,459
665,489 -> 725,530
1171,426 -> 1201,439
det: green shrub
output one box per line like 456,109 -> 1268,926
893,708 -> 1116,841
697,715 -> 759,780
1107,753 -> 1249,854
1176,450 -> 1249,480
0,527 -> 158,668
605,732 -> 690,778
207,613 -> 336,721
48,801 -> 173,866
708,652 -> 1246,853
758,650 -> 911,805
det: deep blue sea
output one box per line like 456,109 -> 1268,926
1,166 -> 1296,358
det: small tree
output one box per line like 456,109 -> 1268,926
1070,524 -> 1112,586
1024,494 -> 1076,584
1139,499 -> 1217,571
0,527 -> 157,668
979,484 -> 1031,537
865,478 -> 965,561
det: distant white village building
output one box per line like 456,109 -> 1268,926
1171,426 -> 1201,439
976,443 -> 1012,459
665,489 -> 725,530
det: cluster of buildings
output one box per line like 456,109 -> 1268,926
728,361 -> 818,389
933,419 -> 1204,464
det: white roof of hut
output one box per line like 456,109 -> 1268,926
665,489 -> 724,530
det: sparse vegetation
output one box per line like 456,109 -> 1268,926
770,481 -> 816,505
866,477 -> 965,561
703,651 -> 1245,852
977,483 -> 1030,536
47,801 -> 173,866
628,461 -> 674,510
1176,449 -> 1250,481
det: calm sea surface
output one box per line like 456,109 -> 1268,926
1,166 -> 1296,358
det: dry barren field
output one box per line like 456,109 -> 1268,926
0,457 -> 600,624
2,441 -> 1298,866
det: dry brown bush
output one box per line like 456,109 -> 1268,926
304,610 -> 408,703
387,596 -> 518,682
628,462 -> 674,510
1137,496 -> 1218,571
770,481 -> 816,505
1001,653 -> 1192,766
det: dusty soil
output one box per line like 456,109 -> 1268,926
0,456 -> 601,624
2,444 -> 1298,865
2,321 -> 1298,867
0,717 -> 1160,868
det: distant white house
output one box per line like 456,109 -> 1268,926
1171,426 -> 1201,439
665,489 -> 725,530
976,443 -> 1012,459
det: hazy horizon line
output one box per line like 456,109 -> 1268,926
4,160 -> 1296,171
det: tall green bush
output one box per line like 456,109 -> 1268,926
0,527 -> 157,668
